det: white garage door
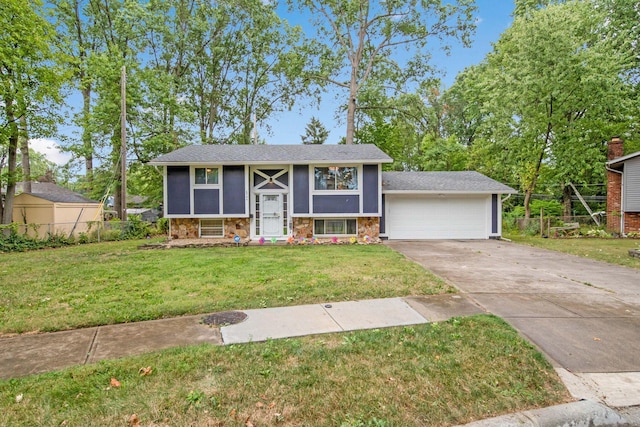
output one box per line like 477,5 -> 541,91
386,195 -> 489,239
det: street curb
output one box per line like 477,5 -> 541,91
455,400 -> 633,427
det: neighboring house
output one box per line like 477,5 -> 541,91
12,182 -> 103,238
148,144 -> 516,241
606,137 -> 640,234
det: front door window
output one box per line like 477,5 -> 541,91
261,194 -> 282,237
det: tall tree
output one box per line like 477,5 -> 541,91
1,0 -> 66,224
463,0 -> 633,218
288,0 -> 476,144
301,117 -> 329,144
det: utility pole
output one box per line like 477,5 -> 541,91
120,65 -> 127,221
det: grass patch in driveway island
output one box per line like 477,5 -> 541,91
0,316 -> 569,426
506,234 -> 640,269
0,240 -> 451,334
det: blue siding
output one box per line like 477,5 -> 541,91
362,164 -> 379,213
194,189 -> 220,214
293,165 -> 309,214
167,166 -> 190,215
491,194 -> 498,233
313,195 -> 360,213
223,166 -> 246,215
380,195 -> 386,234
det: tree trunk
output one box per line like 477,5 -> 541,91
345,68 -> 358,144
82,85 -> 93,189
19,114 -> 31,193
562,184 -> 572,218
2,98 -> 19,225
523,187 -> 533,220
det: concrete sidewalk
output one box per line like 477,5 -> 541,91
1,294 -> 638,426
0,295 -> 479,380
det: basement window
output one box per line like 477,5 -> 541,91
314,218 -> 357,235
200,219 -> 224,237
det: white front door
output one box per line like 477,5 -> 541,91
261,194 -> 283,237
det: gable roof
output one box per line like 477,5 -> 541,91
148,144 -> 393,165
606,150 -> 640,170
382,171 -> 517,194
16,182 -> 99,204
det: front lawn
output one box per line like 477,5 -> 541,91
506,234 -> 640,269
0,316 -> 569,426
0,241 -> 450,335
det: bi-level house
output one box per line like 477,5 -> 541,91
148,144 -> 516,241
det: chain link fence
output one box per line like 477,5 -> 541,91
2,217 -> 168,244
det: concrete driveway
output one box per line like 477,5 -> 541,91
387,239 -> 640,408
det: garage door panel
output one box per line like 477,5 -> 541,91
387,195 -> 488,239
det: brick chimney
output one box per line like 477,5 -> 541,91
608,136 -> 624,160
606,137 -> 623,233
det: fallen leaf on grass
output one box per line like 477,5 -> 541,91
139,366 -> 153,376
268,402 -> 276,409
229,408 -> 237,418
255,402 -> 264,408
245,417 -> 254,427
110,378 -> 121,388
129,414 -> 140,427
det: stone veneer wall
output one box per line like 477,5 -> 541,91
291,217 -> 380,239
170,218 -> 250,239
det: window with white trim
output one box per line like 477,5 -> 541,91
194,167 -> 219,185
314,167 -> 358,190
314,218 -> 357,235
200,219 -> 224,237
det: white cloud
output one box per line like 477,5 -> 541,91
29,138 -> 72,166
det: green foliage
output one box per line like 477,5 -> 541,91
421,135 -> 468,171
530,199 -> 563,217
449,0 -> 636,218
0,219 -> 158,252
301,117 -> 330,144
288,0 -> 477,144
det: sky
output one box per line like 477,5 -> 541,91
258,0 -> 515,145
34,0 -> 515,166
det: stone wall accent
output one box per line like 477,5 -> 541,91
291,216 -> 380,240
224,218 -> 251,238
292,217 -> 313,238
357,217 -> 380,238
170,218 -> 199,239
170,217 -> 251,239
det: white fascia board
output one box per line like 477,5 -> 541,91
382,190 -> 517,195
148,160 -> 392,166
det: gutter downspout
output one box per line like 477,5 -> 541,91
606,166 -> 624,236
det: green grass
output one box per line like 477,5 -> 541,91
0,316 -> 569,427
506,234 -> 640,269
0,240 -> 451,335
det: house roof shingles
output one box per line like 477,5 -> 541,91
17,182 -> 99,204
148,144 -> 393,165
382,171 -> 517,194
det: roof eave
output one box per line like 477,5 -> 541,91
606,151 -> 640,167
382,189 -> 518,194
148,159 -> 393,166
